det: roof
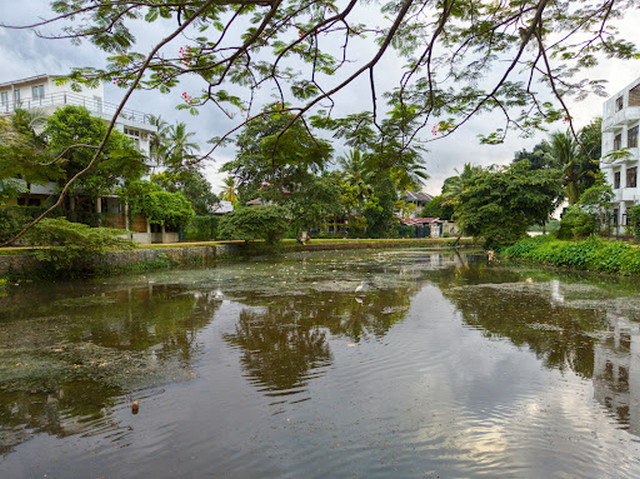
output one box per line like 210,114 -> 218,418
213,200 -> 234,214
402,217 -> 439,225
403,191 -> 434,203
0,74 -> 61,89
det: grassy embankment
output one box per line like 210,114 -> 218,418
501,235 -> 640,275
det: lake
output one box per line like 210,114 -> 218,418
1,248 -> 640,478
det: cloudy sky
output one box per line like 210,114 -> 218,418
2,1 -> 640,196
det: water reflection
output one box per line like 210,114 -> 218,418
437,269 -> 640,435
0,283 -> 220,453
593,312 -> 640,434
223,285 -> 420,395
4,248 -> 640,475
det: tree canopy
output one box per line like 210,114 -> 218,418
7,0 -> 634,159
454,163 -> 563,248
2,0 -> 637,243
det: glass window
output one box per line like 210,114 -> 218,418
13,89 -> 20,103
616,96 -> 624,111
0,91 -> 7,107
614,171 -> 621,189
626,167 -> 637,188
31,85 -> 44,100
614,133 -> 622,150
629,125 -> 639,148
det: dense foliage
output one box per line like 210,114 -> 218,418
627,205 -> 640,240
218,206 -> 289,244
502,236 -> 640,276
556,206 -> 598,240
184,215 -> 219,241
45,106 -> 147,199
122,180 -> 195,230
26,217 -> 135,272
453,164 -> 562,248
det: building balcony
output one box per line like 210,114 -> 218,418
603,106 -> 640,132
613,187 -> 640,203
601,147 -> 639,167
0,92 -> 153,126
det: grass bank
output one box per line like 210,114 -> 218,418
500,236 -> 640,275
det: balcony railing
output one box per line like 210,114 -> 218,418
0,92 -> 152,125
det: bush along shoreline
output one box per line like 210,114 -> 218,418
500,235 -> 640,275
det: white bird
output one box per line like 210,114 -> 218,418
355,281 -> 365,293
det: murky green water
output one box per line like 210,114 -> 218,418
1,249 -> 640,478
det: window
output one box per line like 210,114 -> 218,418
627,167 -> 637,188
613,209 -> 619,227
13,89 -> 20,103
31,85 -> 44,100
614,171 -> 621,189
0,91 -> 7,107
123,127 -> 140,137
616,96 -> 624,111
629,125 -> 639,148
614,133 -> 622,150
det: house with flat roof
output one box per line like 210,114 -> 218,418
0,74 -> 171,243
0,74 -> 155,156
601,77 -> 640,232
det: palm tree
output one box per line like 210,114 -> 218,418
221,176 -> 239,205
546,130 -> 594,205
148,114 -> 169,165
164,122 -> 199,169
442,163 -> 481,205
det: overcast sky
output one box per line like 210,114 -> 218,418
2,1 -> 640,196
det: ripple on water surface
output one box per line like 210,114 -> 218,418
2,249 -> 640,478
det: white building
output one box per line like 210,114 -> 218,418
0,74 -> 155,156
0,74 -> 170,243
601,77 -> 640,232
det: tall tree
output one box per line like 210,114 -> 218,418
162,122 -> 199,169
220,176 -> 239,205
44,106 -> 147,208
152,168 -> 218,215
3,0 -> 638,243
546,128 -> 599,205
455,163 -> 563,248
222,105 -> 333,203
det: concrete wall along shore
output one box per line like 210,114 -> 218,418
0,239 -> 469,278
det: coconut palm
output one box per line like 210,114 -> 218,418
148,114 -> 169,165
546,130 -> 596,205
221,176 -> 239,205
163,122 -> 199,169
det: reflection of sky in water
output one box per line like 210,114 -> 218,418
2,249 -> 640,477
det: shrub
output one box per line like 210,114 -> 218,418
26,217 -> 135,273
184,215 -> 219,241
217,205 -> 289,244
502,236 -> 640,276
627,205 -> 640,240
557,206 -> 598,240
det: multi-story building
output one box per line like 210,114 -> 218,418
0,74 -> 155,156
0,74 -> 172,243
601,77 -> 640,232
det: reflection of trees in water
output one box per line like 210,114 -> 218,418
224,285 -> 419,394
225,309 -> 331,392
0,284 -> 221,454
442,284 -> 604,378
438,266 -> 640,436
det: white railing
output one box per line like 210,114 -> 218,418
0,92 -> 152,125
